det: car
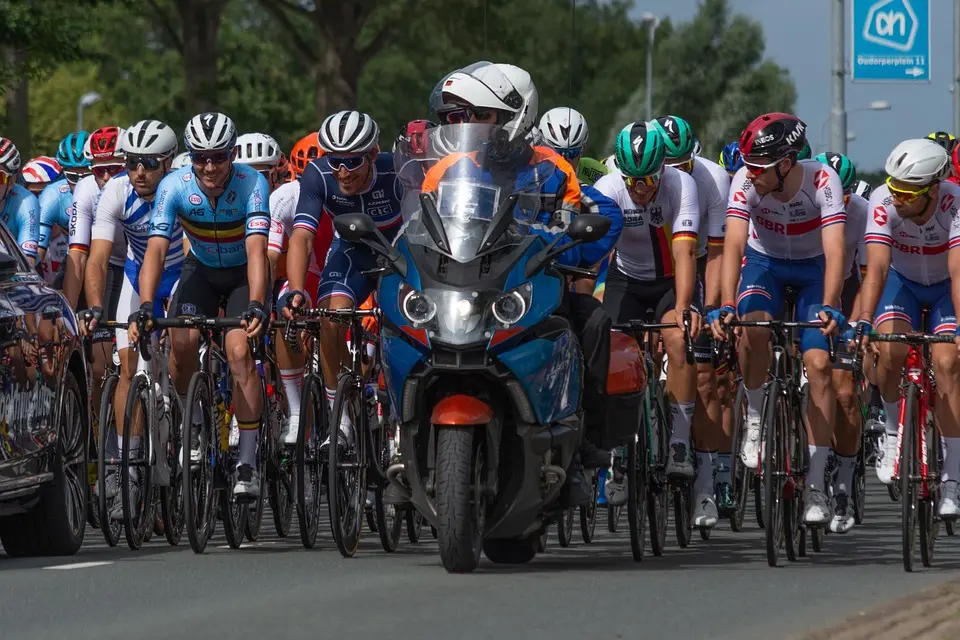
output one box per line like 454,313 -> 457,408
0,223 -> 91,557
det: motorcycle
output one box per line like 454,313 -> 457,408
333,124 -> 612,572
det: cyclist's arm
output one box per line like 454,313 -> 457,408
705,243 -> 723,308
17,193 -> 40,268
949,218 -> 960,329
857,199 -> 893,323
86,179 -> 121,310
36,183 -> 61,264
720,216 -> 748,307
288,164 -> 326,297
141,177 -> 178,305
817,166 -> 847,309
243,173 -> 272,306
64,179 -> 97,307
672,170 -> 700,310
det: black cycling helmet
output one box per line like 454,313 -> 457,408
738,112 -> 807,160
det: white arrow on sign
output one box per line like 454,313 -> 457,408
904,66 -> 925,76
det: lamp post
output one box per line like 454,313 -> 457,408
640,13 -> 659,121
76,92 -> 101,132
819,100 -> 890,152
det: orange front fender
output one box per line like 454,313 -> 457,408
431,394 -> 494,426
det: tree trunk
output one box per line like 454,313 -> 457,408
312,35 -> 359,119
174,0 -> 228,113
4,49 -> 30,158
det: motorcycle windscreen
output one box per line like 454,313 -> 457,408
434,180 -> 499,263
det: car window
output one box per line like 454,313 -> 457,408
0,222 -> 32,272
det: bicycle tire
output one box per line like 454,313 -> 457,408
648,380 -> 669,556
763,381 -> 786,567
784,386 -> 806,562
607,504 -> 622,533
406,508 -> 424,543
374,415 -> 401,552
121,374 -> 154,550
296,372 -> 325,549
182,371 -> 216,554
244,386 -> 270,543
557,508 -> 575,548
754,472 -> 765,530
853,444 -> 866,525
901,383 -> 919,572
220,463 -> 248,549
97,373 -> 122,547
674,484 -> 693,548
160,393 -> 184,546
729,383 -> 749,532
627,428 -> 647,561
328,373 -> 366,557
919,409 -> 941,567
579,472 -> 599,543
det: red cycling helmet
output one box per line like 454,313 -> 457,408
738,112 -> 807,160
88,126 -> 124,161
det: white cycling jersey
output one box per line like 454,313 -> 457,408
689,156 -> 729,257
727,160 -> 846,260
92,174 -> 184,269
69,174 -> 127,267
864,181 -> 960,286
845,192 -> 868,280
40,232 -> 67,286
267,180 -> 327,277
594,165 -> 700,281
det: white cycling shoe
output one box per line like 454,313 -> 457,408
803,487 -> 831,526
604,476 -> 628,507
939,480 -> 960,519
875,433 -> 898,485
740,415 -> 762,469
693,493 -> 718,528
280,414 -> 300,446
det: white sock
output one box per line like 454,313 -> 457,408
694,450 -> 715,494
238,428 -> 258,468
942,437 -> 960,483
326,387 -> 336,413
807,445 -> 831,492
280,369 -> 303,419
745,386 -> 764,420
117,434 -> 124,454
715,453 -> 732,485
669,401 -> 695,444
883,399 -> 900,437
834,454 -> 856,495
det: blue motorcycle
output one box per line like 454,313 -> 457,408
334,124 -> 611,572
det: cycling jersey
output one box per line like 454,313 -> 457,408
689,156 -> 729,257
845,192 -> 868,279
295,153 -> 404,242
0,183 -> 39,260
576,156 -> 609,187
593,166 -> 700,281
864,181 -> 960,286
37,178 -> 72,251
69,174 -> 127,267
93,173 -> 185,271
727,160 -> 846,260
150,165 -> 271,268
41,233 -> 67,286
268,179 -> 333,287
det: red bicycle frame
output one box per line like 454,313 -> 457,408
893,345 -> 936,500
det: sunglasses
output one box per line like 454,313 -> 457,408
91,164 -> 124,179
125,155 -> 166,172
442,107 -> 496,125
667,157 -> 695,173
885,176 -> 932,203
0,172 -> 12,186
326,154 -> 368,172
190,151 -> 231,166
557,146 -> 584,161
742,156 -> 785,173
623,172 -> 662,189
64,170 -> 85,185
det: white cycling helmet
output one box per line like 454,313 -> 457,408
538,107 -> 588,150
171,152 -> 190,170
184,112 -> 237,152
885,138 -> 950,185
235,132 -> 281,165
440,62 -> 538,142
853,179 -> 872,199
123,120 -> 178,156
0,138 -> 22,175
83,135 -> 93,162
318,110 -> 379,154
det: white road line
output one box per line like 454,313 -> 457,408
43,561 -> 114,570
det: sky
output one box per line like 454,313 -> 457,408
626,0 -> 958,170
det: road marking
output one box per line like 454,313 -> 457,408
215,541 -> 279,549
43,561 -> 114,570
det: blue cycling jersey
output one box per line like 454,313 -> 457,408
1,184 -> 40,260
294,153 -> 404,242
38,178 -> 72,251
149,164 -> 270,268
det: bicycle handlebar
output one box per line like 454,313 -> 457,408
868,332 -> 956,345
613,309 -> 696,365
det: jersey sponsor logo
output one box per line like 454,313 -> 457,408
226,191 -> 237,204
181,303 -> 196,315
941,194 -> 955,213
788,200 -> 803,207
681,219 -> 693,227
372,189 -> 385,200
182,172 -> 192,182
814,170 -> 829,189
732,191 -> 747,204
58,184 -> 69,193
248,218 -> 270,230
649,207 -> 664,226
622,210 -> 645,227
873,206 -> 888,226
186,207 -> 205,218
188,194 -> 202,205
760,207 -> 773,214
253,190 -> 263,207
22,241 -> 38,252
789,208 -> 806,219
152,222 -> 171,232
755,214 -> 785,234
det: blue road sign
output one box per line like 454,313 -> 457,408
852,0 -> 931,82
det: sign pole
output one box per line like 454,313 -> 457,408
832,0 -> 847,154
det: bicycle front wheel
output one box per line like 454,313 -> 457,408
729,383 -> 750,532
919,396 -> 941,568
183,372 -> 217,553
160,391 -> 184,546
763,381 -> 786,567
97,373 -> 122,547
901,384 -> 919,572
328,373 -> 366,557
121,375 -> 155,550
296,372 -> 326,548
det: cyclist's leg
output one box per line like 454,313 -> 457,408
113,266 -> 143,452
90,263 -> 124,429
275,278 -> 314,444
924,283 -> 960,515
659,288 -> 698,480
692,256 -> 723,514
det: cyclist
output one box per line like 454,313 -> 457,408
856,139 -> 960,517
20,156 -> 61,196
926,131 -> 957,154
709,113 -> 846,525
130,112 -> 271,501
22,156 -> 66,282
537,107 -> 609,187
797,140 -> 812,160
853,179 -> 873,199
50,132 -> 91,287
79,119 -> 182,517
718,140 -> 743,178
0,138 -> 40,265
171,152 -> 190,170
267,132 -> 333,445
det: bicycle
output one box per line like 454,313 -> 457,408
92,328 -> 123,547
830,346 -> 868,526
713,334 -> 751,532
867,329 -> 950,572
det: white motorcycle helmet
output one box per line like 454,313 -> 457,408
440,62 -> 538,142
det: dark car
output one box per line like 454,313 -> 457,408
0,223 -> 91,556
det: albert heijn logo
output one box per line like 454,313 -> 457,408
863,0 -> 919,53
873,205 -> 888,226
814,170 -> 829,189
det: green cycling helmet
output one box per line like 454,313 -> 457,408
651,115 -> 696,158
814,152 -> 857,191
614,121 -> 666,177
797,140 -> 811,160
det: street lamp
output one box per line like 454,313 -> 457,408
76,92 -> 101,132
819,101 -> 890,152
640,13 -> 659,121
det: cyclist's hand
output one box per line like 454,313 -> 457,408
78,306 -> 102,337
678,307 -> 701,340
242,301 -> 268,338
707,303 -> 735,341
127,301 -> 155,345
818,304 -> 845,336
845,319 -> 872,353
279,289 -> 304,320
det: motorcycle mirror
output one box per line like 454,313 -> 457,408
565,214 -> 611,243
334,213 -> 376,243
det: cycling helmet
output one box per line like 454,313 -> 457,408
538,107 -> 589,150
719,140 -> 743,171
952,143 -> 960,179
123,120 -> 177,156
184,112 -> 237,152
57,132 -> 90,169
21,156 -> 62,184
88,126 -> 126,161
0,138 -> 22,175
440,62 -> 538,142
853,179 -> 872,199
797,140 -> 812,160
884,138 -> 949,185
235,132 -> 281,165
171,152 -> 190,170
814,152 -> 857,191
275,152 -> 293,183
394,120 -> 437,157
926,131 -> 957,153
614,121 -> 666,177
738,112 -> 807,160
693,138 -> 702,157
318,110 -> 379,154
289,132 -> 322,176
651,115 -> 696,158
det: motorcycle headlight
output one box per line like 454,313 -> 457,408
491,285 -> 531,327
401,286 -> 437,326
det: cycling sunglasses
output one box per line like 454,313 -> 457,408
190,150 -> 231,166
442,106 -> 496,125
557,146 -> 584,161
885,176 -> 932,204
125,155 -> 166,172
91,164 -> 124,180
623,171 -> 662,189
0,172 -> 12,186
742,155 -> 785,174
326,154 -> 368,172
64,170 -> 86,185
667,157 -> 695,173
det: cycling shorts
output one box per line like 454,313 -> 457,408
874,268 -> 956,334
170,255 -> 264,319
81,263 -> 124,344
692,254 -> 712,365
602,263 -> 680,324
737,247 -> 828,353
115,259 -> 180,351
316,238 -> 378,306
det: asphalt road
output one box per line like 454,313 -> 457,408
2,478 -> 960,640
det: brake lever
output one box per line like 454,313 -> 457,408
683,309 -> 694,366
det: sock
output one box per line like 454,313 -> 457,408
834,454 -> 856,495
669,401 -> 695,443
943,437 -> 960,483
883,399 -> 900,436
280,369 -> 303,419
715,453 -> 732,485
237,420 -> 259,468
117,434 -> 124,454
326,387 -> 336,413
128,436 -> 141,452
745,386 -> 764,419
694,450 -> 715,494
806,445 -> 831,492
